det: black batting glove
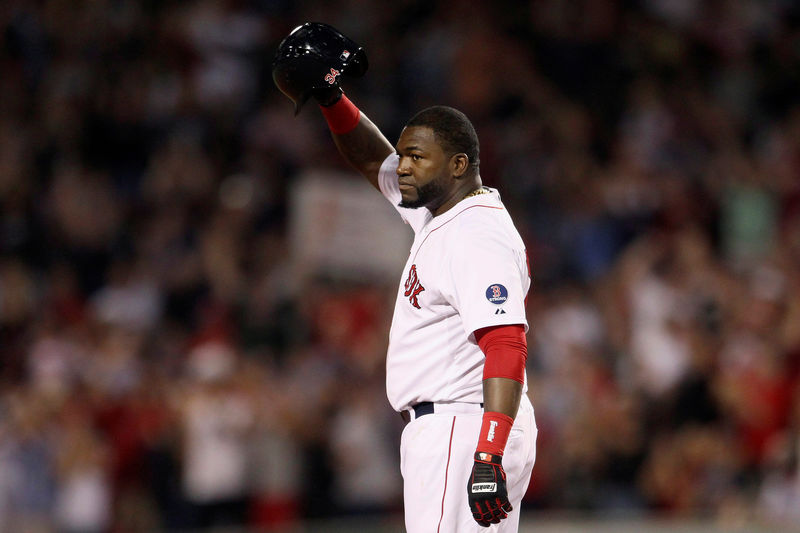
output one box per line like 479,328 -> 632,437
467,451 -> 512,527
312,86 -> 343,107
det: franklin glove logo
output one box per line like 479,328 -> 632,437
471,482 -> 497,493
487,420 -> 498,442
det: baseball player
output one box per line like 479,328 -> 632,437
273,24 -> 537,532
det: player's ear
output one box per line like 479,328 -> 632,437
451,153 -> 469,178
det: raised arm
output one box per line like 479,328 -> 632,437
272,23 -> 393,190
319,95 -> 394,190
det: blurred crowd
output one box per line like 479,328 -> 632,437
1,0 -> 800,531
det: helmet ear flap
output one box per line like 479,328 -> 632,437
271,53 -> 321,115
271,22 -> 368,114
291,93 -> 311,116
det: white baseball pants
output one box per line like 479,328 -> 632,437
400,394 -> 537,533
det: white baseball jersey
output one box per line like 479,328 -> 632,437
377,154 -> 531,412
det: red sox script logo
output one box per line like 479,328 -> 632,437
324,68 -> 340,85
404,264 -> 425,309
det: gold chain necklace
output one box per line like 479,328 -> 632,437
463,187 -> 490,199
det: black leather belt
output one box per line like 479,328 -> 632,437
400,401 -> 483,423
400,401 -> 434,423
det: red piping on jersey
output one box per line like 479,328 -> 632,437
437,416 -> 457,533
412,204 -> 504,263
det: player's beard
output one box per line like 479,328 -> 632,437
398,176 -> 447,210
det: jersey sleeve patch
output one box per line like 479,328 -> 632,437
485,284 -> 508,305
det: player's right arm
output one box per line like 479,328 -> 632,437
271,23 -> 393,190
321,96 -> 394,190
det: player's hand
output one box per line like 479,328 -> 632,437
311,85 -> 343,107
467,451 -> 512,527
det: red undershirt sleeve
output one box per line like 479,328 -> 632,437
474,324 -> 527,384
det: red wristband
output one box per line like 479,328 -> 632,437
319,93 -> 360,134
476,411 -> 514,457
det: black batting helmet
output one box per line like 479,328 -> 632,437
272,22 -> 368,114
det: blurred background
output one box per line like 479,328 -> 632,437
1,0 -> 800,532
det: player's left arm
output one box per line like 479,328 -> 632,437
482,377 -> 523,419
478,325 -> 526,419
446,220 -> 530,526
467,324 -> 527,527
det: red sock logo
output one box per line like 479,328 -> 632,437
404,264 -> 425,309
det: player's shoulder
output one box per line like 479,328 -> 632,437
447,195 -> 522,252
448,193 -> 508,233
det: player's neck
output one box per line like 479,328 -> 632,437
431,177 -> 483,217
463,186 -> 490,199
